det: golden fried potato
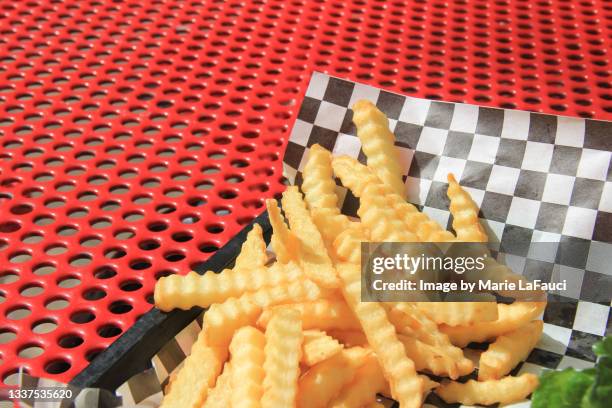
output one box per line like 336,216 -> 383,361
301,330 -> 343,366
435,373 -> 539,405
358,182 -> 418,242
310,207 -> 369,263
262,309 -> 302,408
302,143 -> 341,211
155,263 -> 302,311
329,354 -> 389,408
446,173 -> 488,242
235,223 -> 269,270
297,347 -> 369,408
160,333 -> 227,408
440,302 -> 546,347
266,199 -> 300,264
479,320 -> 543,380
204,272 -> 327,347
398,334 -> 473,380
337,264 -> 424,408
202,362 -> 232,408
257,299 -> 360,332
333,156 -> 454,242
414,301 -> 498,327
229,327 -> 265,408
352,99 -> 405,197
384,302 -> 453,348
282,186 -> 340,288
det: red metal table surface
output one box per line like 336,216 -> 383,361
0,0 -> 610,385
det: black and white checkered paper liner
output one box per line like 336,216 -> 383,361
21,73 -> 612,408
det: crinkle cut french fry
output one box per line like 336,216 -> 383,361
332,156 -> 455,242
334,156 -> 426,241
261,309 -> 303,408
414,301 -> 499,327
302,143 -> 341,211
155,263 -> 302,311
203,362 -> 232,408
479,320 -> 544,380
397,334 -> 473,380
331,155 -> 380,198
302,330 -> 343,366
435,373 -> 539,405
332,222 -> 370,264
440,302 -> 547,347
352,99 -> 405,197
384,303 -> 450,348
480,256 -> 546,300
310,195 -> 369,264
337,264 -> 423,408
235,223 -> 268,270
204,297 -> 262,349
297,347 -> 369,408
204,272 -> 328,347
160,332 -> 227,408
358,182 -> 418,242
382,303 -> 417,337
310,207 -> 354,259
329,354 -> 389,408
446,173 -> 488,242
282,186 -> 340,288
229,326 -> 265,408
385,303 -> 474,378
261,309 -> 302,408
257,299 -> 361,331
266,199 -> 300,264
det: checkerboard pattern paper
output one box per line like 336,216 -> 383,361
283,72 -> 612,407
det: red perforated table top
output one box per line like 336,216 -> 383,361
0,0 -> 610,386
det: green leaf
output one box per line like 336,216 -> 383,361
533,336 -> 612,407
531,368 -> 594,408
586,355 -> 612,408
593,336 -> 612,359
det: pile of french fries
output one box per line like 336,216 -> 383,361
154,100 -> 545,408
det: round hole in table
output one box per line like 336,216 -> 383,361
69,310 -> 95,325
0,329 -> 17,344
0,271 -> 20,284
45,359 -> 71,374
57,276 -> 81,289
130,259 -> 152,270
109,301 -> 132,315
45,298 -> 69,311
97,324 -> 122,338
33,263 -> 56,276
58,334 -> 84,349
18,344 -> 44,359
0,222 -> 21,233
20,284 -> 44,297
3,370 -> 24,385
82,288 -> 107,301
6,305 -> 32,320
119,280 -> 142,292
